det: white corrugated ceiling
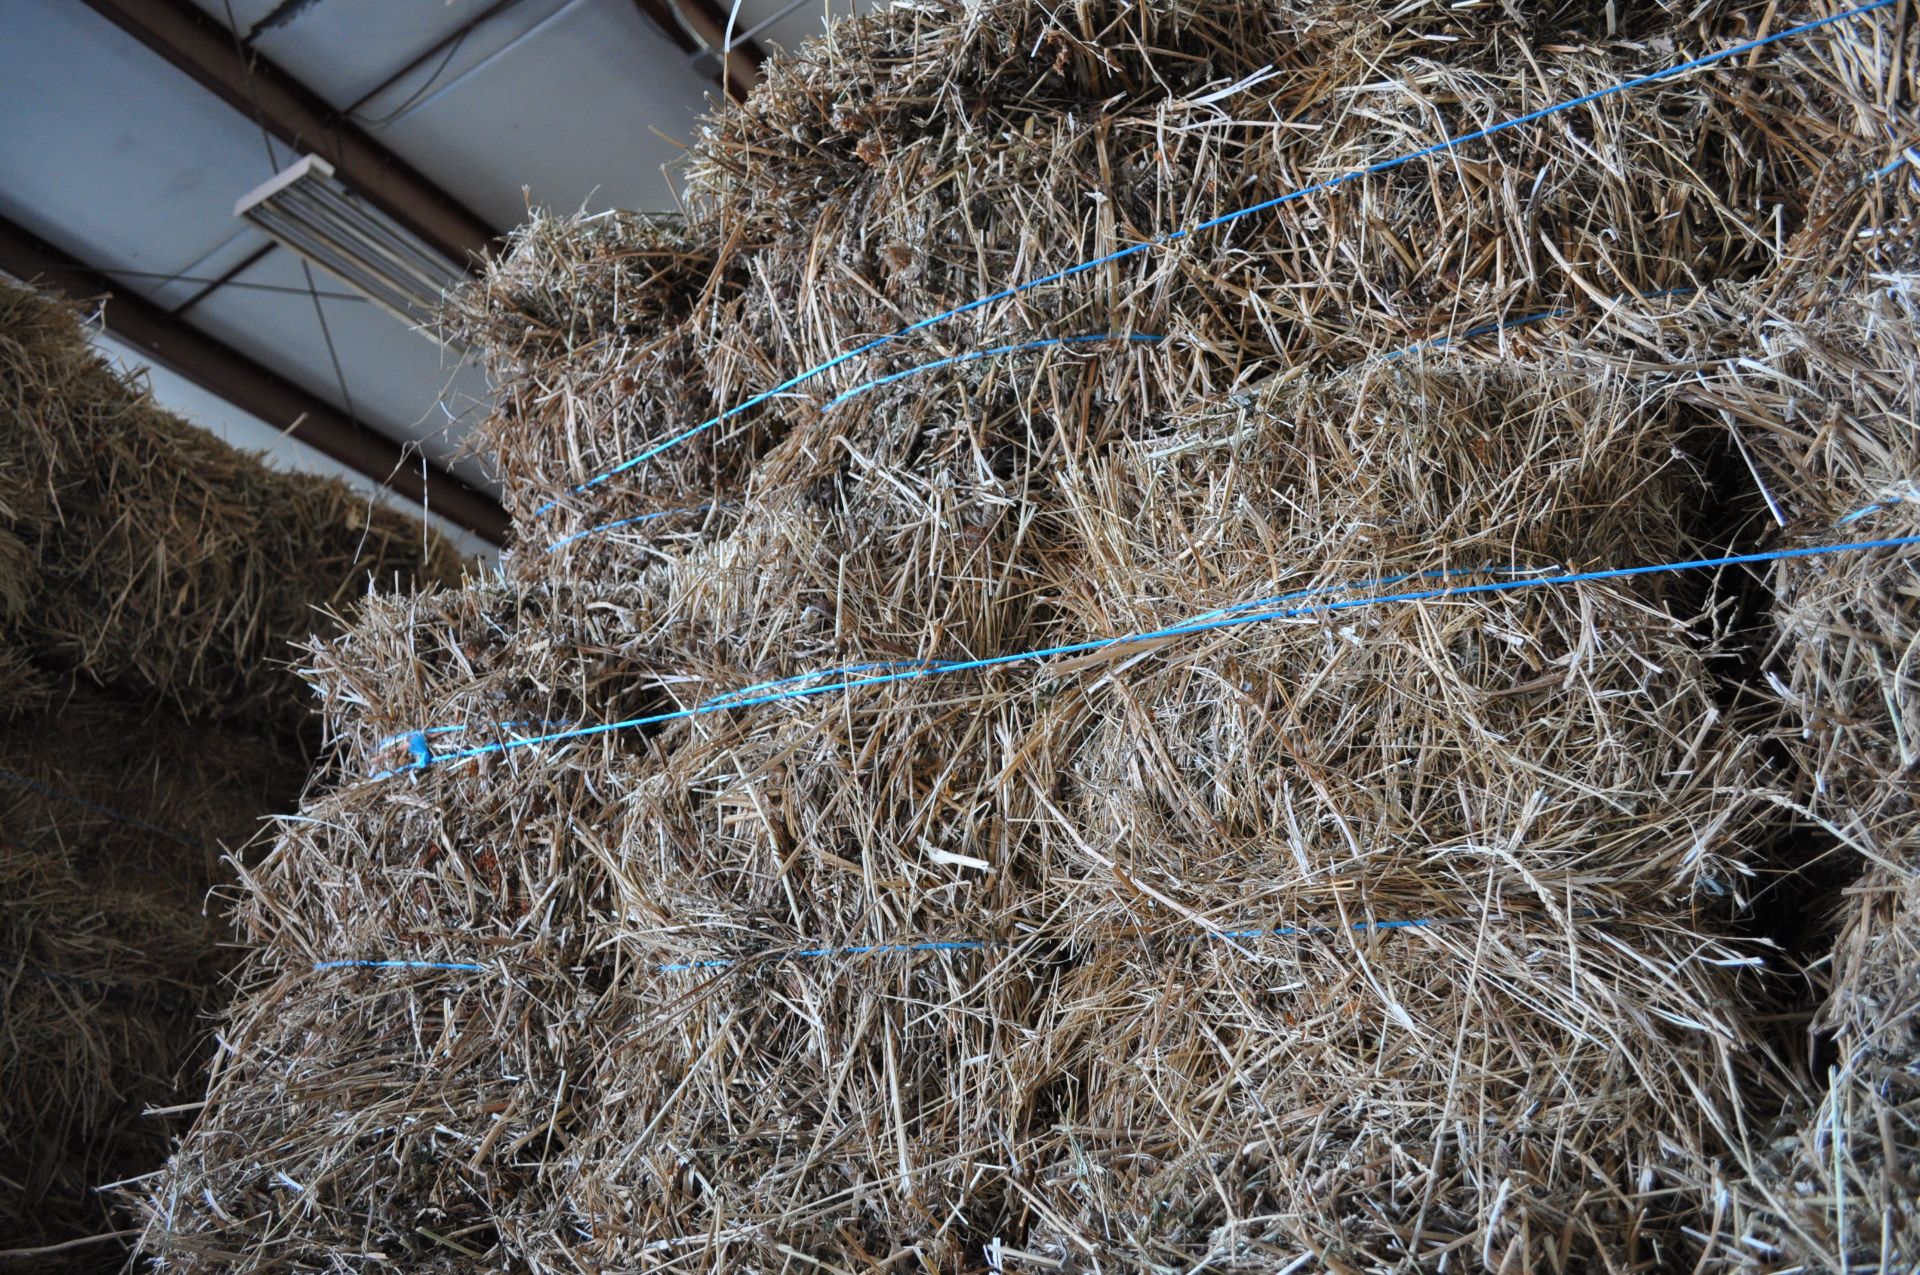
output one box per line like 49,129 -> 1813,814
0,0 -> 869,534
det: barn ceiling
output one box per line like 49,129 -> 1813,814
0,0 -> 865,545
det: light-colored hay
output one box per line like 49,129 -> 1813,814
137,360 -> 1787,1271
137,1 -> 1920,1271
1686,268 -> 1920,1270
450,0 -> 1852,543
1556,43 -> 1920,1252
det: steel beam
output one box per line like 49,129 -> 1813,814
0,218 -> 509,545
633,0 -> 764,101
79,0 -> 498,267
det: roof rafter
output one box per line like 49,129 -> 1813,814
0,216 -> 509,545
79,0 -> 499,266
633,0 -> 765,103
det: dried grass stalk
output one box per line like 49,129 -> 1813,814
0,282 -> 468,733
140,1 -> 1920,1271
0,684 -> 308,1265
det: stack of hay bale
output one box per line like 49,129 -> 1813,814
1665,207 -> 1920,1265
0,283 -> 467,732
134,2 -> 1917,1272
0,282 -> 465,1266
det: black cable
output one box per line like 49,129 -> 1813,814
349,27 -> 473,127
219,0 -> 286,172
299,258 -> 362,428
7,254 -> 364,303
219,0 -> 364,436
338,0 -> 531,124
86,267 -> 364,302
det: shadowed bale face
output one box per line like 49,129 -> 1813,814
0,282 -> 467,736
0,283 -> 470,1265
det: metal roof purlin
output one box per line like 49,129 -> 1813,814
0,214 -> 510,544
78,0 -> 500,268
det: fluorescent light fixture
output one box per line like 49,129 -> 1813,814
235,155 -> 463,338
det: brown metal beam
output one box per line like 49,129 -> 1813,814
0,218 -> 509,545
79,0 -> 498,268
633,0 -> 764,103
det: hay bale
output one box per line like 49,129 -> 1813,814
1690,268 -> 1920,1268
0,282 -> 467,732
1748,271 -> 1918,846
1316,55 -> 1920,1262
1728,845 -> 1920,1271
136,360 -> 1787,1270
137,1 -> 1920,1270
1022,916 -> 1765,1271
0,681 -> 308,1266
1568,33 -> 1920,1247
450,0 -> 1861,544
967,364 -> 1773,1269
444,211 -> 740,527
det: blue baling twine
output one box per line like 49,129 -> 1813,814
661,916 -> 1449,973
1869,144 -> 1919,182
545,503 -> 719,554
821,333 -> 1165,410
657,938 -> 991,973
706,659 -> 963,706
531,1 -> 1895,519
375,720 -> 578,763
362,535 -> 1920,782
368,667 -> 963,759
317,914 -> 1469,975
365,536 -> 1868,774
1383,287 -> 1696,360
1183,565 -> 1559,628
545,337 -> 1158,552
1837,491 -> 1914,526
312,959 -> 488,972
365,577 -> 1537,772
